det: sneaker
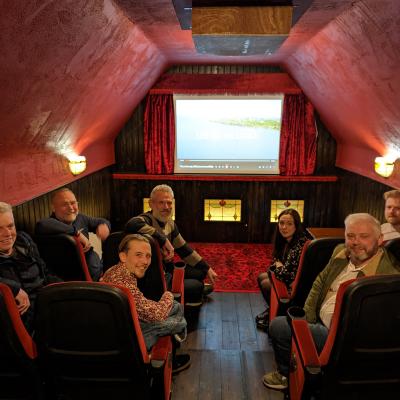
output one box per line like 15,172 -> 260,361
255,309 -> 269,323
256,317 -> 269,331
262,370 -> 288,390
172,353 -> 191,374
173,328 -> 187,343
203,282 -> 214,296
185,300 -> 202,307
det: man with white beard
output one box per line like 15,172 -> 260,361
126,184 -> 217,306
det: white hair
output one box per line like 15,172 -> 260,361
150,184 -> 174,200
0,202 -> 12,214
344,213 -> 381,238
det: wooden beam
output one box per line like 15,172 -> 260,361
192,6 -> 293,35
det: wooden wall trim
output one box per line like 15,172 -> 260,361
112,173 -> 338,182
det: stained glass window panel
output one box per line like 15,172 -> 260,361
204,199 -> 241,222
270,200 -> 304,222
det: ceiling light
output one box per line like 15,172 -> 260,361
68,155 -> 87,176
374,156 -> 395,178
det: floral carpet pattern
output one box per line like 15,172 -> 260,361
190,242 -> 273,292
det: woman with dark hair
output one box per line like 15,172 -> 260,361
256,208 -> 309,329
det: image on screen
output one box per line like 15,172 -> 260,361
174,95 -> 283,174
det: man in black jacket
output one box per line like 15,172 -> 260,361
0,202 -> 61,333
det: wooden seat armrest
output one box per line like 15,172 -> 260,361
270,272 -> 290,300
292,319 -> 321,373
150,336 -> 171,368
171,265 -> 185,304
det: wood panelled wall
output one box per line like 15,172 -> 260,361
13,168 -> 112,237
111,65 -> 392,243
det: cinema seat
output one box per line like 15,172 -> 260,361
102,231 -> 125,272
0,283 -> 42,400
384,236 -> 400,261
102,232 -> 184,303
269,237 -> 344,323
288,275 -> 400,400
34,233 -> 92,281
35,282 -> 173,400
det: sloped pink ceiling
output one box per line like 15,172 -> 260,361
0,1 -> 167,204
1,0 -> 399,205
285,0 -> 400,187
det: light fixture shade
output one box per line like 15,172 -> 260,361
68,155 -> 87,176
374,157 -> 394,178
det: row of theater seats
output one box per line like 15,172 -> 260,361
269,236 -> 400,323
268,236 -> 400,399
0,233 -> 184,400
34,231 -> 129,283
2,234 -> 400,399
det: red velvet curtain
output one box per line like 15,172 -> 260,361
144,92 -> 316,176
144,94 -> 175,174
279,94 -> 317,175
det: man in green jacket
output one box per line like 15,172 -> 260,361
262,213 -> 400,391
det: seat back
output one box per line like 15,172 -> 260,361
290,236 -> 344,306
34,234 -> 92,281
102,232 -> 166,301
0,284 -> 41,400
291,275 -> 400,400
35,282 -> 160,400
102,231 -> 125,272
321,275 -> 400,398
384,236 -> 400,261
269,237 -> 344,321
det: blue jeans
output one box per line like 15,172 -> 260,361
140,301 -> 187,350
85,248 -> 103,281
269,316 -> 329,376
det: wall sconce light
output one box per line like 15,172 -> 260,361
374,156 -> 395,178
68,155 -> 87,176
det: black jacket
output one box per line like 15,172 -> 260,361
0,231 -> 61,332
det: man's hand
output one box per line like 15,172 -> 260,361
207,267 -> 218,284
161,239 -> 175,261
96,223 -> 110,241
15,289 -> 30,315
78,231 -> 91,252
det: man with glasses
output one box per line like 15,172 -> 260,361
35,188 -> 111,280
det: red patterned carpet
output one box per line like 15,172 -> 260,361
189,242 -> 273,292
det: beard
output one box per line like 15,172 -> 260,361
386,216 -> 400,225
152,209 -> 172,223
62,213 -> 78,224
346,243 -> 379,265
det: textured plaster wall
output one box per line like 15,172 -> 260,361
0,0 -> 166,204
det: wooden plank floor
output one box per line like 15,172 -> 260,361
172,292 -> 284,400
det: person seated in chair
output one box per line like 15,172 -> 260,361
0,202 -> 62,334
35,187 -> 111,281
262,213 -> 400,391
125,184 -> 218,306
256,208 -> 309,330
101,234 -> 190,374
381,189 -> 400,241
